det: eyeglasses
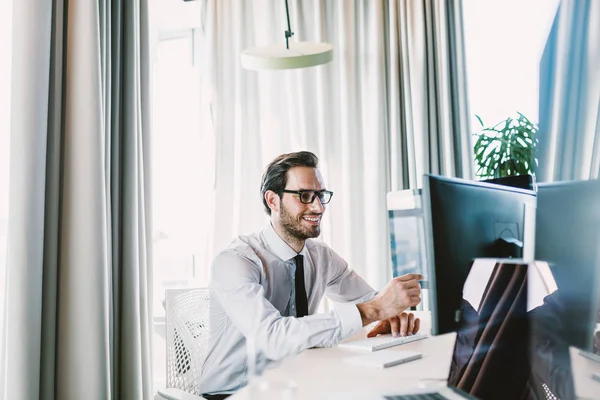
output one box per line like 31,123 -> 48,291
280,189 -> 334,205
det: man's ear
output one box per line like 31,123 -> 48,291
265,190 -> 280,214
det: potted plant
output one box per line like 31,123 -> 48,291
473,112 -> 539,179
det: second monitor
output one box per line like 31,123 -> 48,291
422,174 -> 537,335
535,179 -> 600,351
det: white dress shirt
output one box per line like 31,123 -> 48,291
199,223 -> 377,395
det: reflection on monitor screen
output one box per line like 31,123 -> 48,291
449,260 -> 575,400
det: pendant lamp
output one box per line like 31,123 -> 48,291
241,0 -> 333,71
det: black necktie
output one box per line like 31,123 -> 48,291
294,254 -> 309,317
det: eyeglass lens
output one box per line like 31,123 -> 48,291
300,191 -> 331,204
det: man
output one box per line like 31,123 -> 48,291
199,151 -> 422,399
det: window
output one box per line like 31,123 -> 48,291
150,0 -> 214,390
462,0 -> 560,134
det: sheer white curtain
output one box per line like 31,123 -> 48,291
196,0 -> 472,289
537,0 -> 600,181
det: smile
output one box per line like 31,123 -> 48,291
302,216 -> 321,223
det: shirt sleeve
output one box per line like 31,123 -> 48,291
324,246 -> 378,304
210,249 -> 363,362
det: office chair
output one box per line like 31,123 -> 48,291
157,288 -> 210,400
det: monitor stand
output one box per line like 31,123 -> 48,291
492,237 -> 524,259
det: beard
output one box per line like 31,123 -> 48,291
279,202 -> 321,241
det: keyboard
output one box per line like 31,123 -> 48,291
339,333 -> 428,351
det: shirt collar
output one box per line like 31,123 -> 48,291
263,223 -> 307,261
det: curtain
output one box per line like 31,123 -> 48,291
537,0 -> 600,182
1,0 -> 153,399
197,0 -> 472,290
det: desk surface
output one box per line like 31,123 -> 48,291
229,312 -> 600,400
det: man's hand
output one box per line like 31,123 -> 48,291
357,273 -> 422,326
367,313 -> 421,338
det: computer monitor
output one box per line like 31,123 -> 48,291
386,189 -> 427,279
535,179 -> 600,351
386,189 -> 429,311
422,174 -> 537,335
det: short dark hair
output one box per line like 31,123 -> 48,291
260,151 -> 319,215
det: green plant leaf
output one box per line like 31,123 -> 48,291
473,112 -> 539,178
475,114 -> 485,127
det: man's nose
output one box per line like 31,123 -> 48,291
310,196 -> 325,212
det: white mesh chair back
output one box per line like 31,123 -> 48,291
165,288 -> 210,396
541,382 -> 558,400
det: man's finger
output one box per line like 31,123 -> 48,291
413,318 -> 421,334
396,274 -> 424,282
366,321 -> 385,338
407,313 -> 415,335
367,320 -> 389,338
390,316 -> 400,337
410,295 -> 421,307
399,313 -> 409,337
402,280 -> 422,290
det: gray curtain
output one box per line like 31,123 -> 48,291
537,0 -> 600,182
2,0 -> 153,399
388,0 -> 473,190
199,0 -> 471,289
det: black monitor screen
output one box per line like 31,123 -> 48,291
422,175 -> 537,335
536,179 -> 600,351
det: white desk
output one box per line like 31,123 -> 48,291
229,312 -> 451,399
229,312 -> 600,399
571,347 -> 600,399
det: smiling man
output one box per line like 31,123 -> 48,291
199,151 -> 422,399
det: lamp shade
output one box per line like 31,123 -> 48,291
241,41 -> 333,71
